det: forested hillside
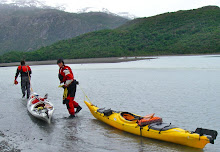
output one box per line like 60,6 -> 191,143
0,6 -> 219,63
0,4 -> 128,54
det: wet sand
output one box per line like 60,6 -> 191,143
0,57 -> 156,67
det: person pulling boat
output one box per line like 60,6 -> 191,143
14,60 -> 32,99
57,58 -> 82,118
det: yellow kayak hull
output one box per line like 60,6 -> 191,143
84,101 -> 216,149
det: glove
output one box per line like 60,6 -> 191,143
74,80 -> 79,85
58,85 -> 66,89
14,80 -> 18,85
63,99 -> 67,104
62,85 -> 67,89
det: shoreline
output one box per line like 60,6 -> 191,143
0,53 -> 219,67
0,57 -> 156,67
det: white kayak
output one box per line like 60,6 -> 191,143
27,93 -> 54,123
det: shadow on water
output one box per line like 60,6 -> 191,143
90,119 -> 204,152
27,111 -> 54,131
135,136 -> 204,152
20,98 -> 28,107
53,115 -> 92,151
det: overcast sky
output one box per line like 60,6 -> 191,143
3,0 -> 220,17
45,0 -> 220,17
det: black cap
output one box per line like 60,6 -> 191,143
57,58 -> 64,64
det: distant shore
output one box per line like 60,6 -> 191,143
0,57 -> 156,67
1,54 -> 219,67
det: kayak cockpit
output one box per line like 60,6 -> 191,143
120,112 -> 141,121
33,102 -> 52,112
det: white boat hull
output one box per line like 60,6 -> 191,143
27,93 -> 54,123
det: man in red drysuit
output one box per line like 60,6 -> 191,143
57,58 -> 82,117
14,60 -> 32,99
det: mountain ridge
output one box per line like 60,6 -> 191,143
0,3 -> 129,54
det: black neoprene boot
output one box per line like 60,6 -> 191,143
75,106 -> 82,114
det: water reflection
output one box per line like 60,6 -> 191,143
90,118 -> 205,152
27,111 -> 54,133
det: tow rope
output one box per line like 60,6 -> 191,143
79,85 -> 91,103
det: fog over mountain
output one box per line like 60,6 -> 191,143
0,0 -> 135,19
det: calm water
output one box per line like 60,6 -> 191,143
0,55 -> 220,152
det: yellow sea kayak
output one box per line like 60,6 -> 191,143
84,101 -> 217,149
